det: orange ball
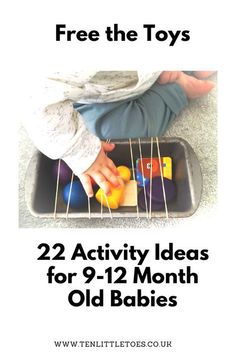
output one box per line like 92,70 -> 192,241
117,166 -> 131,183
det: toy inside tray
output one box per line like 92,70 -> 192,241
26,138 -> 202,218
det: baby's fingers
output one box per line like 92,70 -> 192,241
107,158 -> 119,176
92,172 -> 111,196
102,166 -> 121,188
79,174 -> 94,198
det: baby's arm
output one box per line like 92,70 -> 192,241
24,98 -> 120,197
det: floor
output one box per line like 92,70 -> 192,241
18,74 -> 217,228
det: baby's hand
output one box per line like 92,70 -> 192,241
79,142 -> 122,197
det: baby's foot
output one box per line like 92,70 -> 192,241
193,71 -> 216,79
175,72 -> 215,99
158,71 -> 182,85
158,71 -> 215,99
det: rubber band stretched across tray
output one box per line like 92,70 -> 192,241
25,137 -> 202,219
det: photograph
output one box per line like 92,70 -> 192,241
19,70 -> 217,228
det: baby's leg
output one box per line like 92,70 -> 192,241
74,71 -> 215,141
74,81 -> 188,140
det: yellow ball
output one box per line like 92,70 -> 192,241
117,166 -> 131,183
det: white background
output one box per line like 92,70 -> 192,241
1,0 -> 236,353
